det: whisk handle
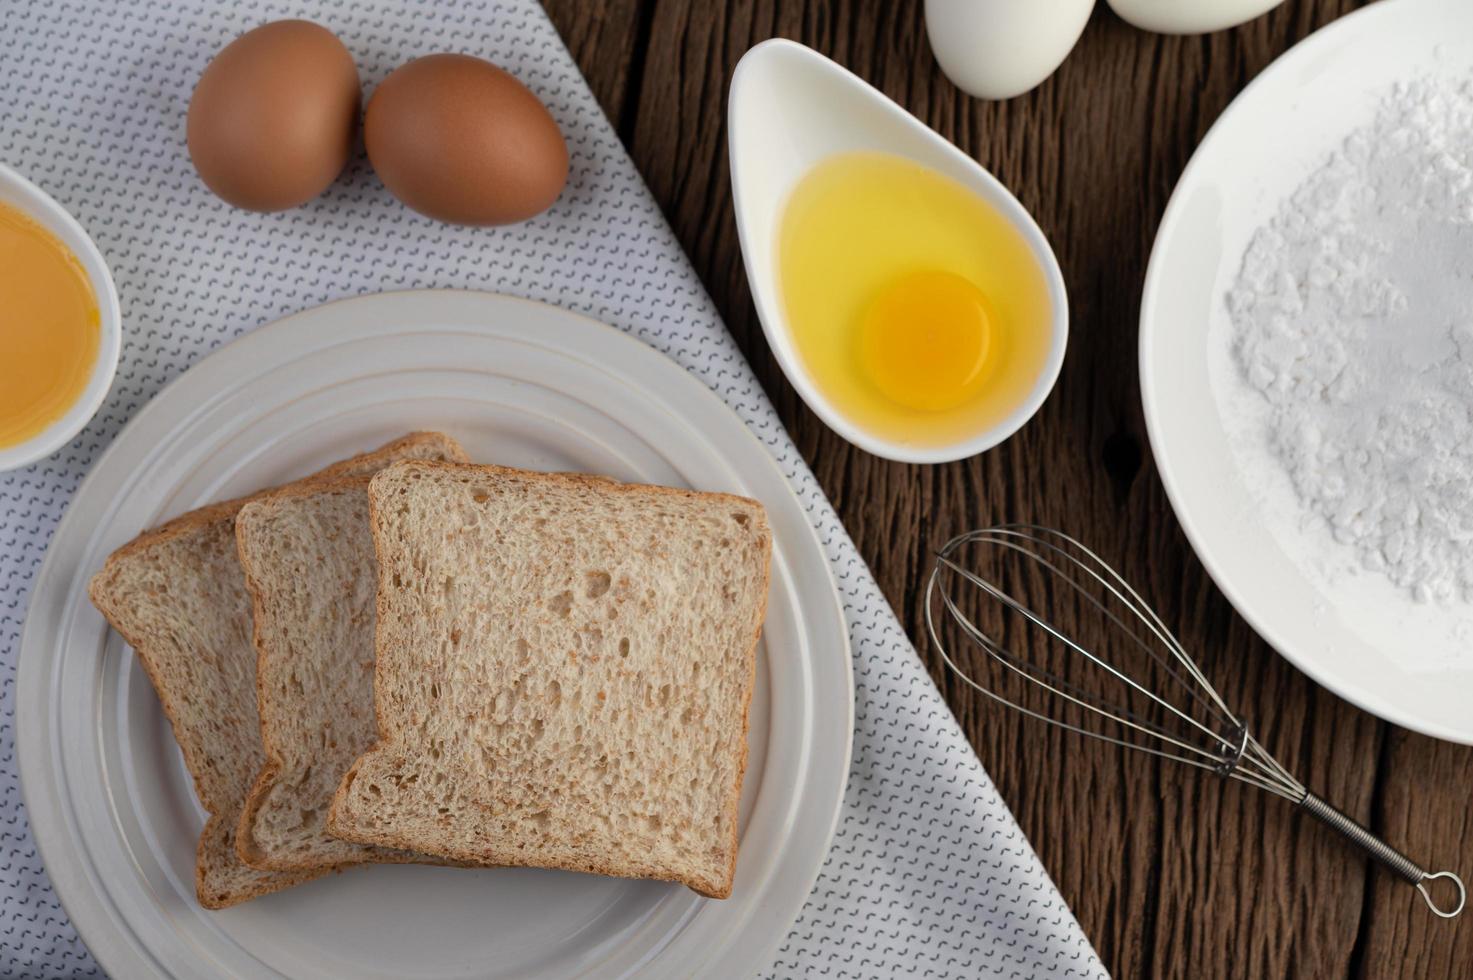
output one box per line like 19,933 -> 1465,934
1300,792 -> 1466,918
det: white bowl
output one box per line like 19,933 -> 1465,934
0,162 -> 121,471
1140,0 -> 1473,743
727,39 -> 1068,464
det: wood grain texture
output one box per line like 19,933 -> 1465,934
540,1 -> 1473,976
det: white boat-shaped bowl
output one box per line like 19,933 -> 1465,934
728,39 -> 1068,464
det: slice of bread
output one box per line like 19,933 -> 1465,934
236,476 -> 452,871
236,471 -> 612,872
87,433 -> 467,908
328,461 -> 771,899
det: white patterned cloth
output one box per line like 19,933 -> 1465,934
0,2 -> 1105,977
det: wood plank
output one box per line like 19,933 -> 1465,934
539,0 -> 648,128
1355,730 -> 1473,978
541,1 -> 1473,975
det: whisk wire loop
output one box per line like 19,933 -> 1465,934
939,542 -> 1246,755
934,569 -> 1247,773
960,527 -> 1242,726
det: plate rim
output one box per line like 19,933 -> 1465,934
17,289 -> 856,976
1138,0 -> 1473,745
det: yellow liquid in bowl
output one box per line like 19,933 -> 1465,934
0,201 -> 101,449
778,152 -> 1052,449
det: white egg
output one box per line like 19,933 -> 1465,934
1106,0 -> 1285,34
924,0 -> 1095,100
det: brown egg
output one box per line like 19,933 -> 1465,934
364,54 -> 568,226
187,20 -> 360,212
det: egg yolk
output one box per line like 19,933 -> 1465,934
858,271 -> 992,412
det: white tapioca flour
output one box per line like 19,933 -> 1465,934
1226,76 -> 1473,606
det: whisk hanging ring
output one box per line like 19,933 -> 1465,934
926,525 -> 1465,918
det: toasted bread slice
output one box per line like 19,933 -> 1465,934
87,433 -> 466,908
236,475 -> 460,871
328,461 -> 771,899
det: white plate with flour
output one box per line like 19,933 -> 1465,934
16,291 -> 854,978
1141,0 -> 1473,744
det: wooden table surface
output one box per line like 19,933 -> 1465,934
540,2 -> 1472,976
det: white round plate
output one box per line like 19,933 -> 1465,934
1141,0 -> 1473,744
17,291 -> 854,978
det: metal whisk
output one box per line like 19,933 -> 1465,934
925,526 -> 1465,918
